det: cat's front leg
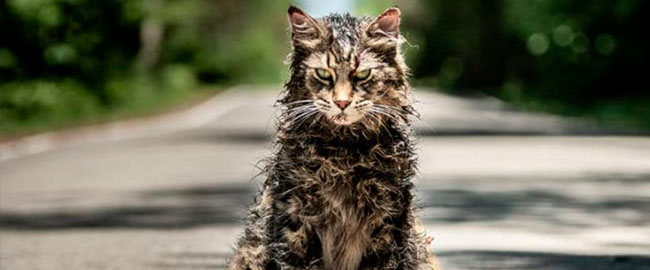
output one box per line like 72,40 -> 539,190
267,206 -> 323,270
358,224 -> 401,270
360,240 -> 417,270
362,228 -> 437,270
359,214 -> 423,270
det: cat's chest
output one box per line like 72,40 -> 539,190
298,149 -> 402,220
281,150 -> 403,269
316,185 -> 372,270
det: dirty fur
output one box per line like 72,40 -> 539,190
230,6 -> 438,270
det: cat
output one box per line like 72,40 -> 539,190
229,6 -> 438,270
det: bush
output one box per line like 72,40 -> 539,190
0,0 -> 291,135
0,80 -> 100,129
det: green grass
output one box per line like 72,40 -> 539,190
578,100 -> 650,131
498,85 -> 650,132
0,83 -> 221,140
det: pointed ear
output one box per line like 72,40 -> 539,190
368,7 -> 401,39
288,6 -> 324,48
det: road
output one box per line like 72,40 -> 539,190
1,87 -> 649,269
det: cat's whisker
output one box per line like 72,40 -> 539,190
287,103 -> 315,110
292,108 -> 316,121
287,111 -> 312,122
370,108 -> 400,123
363,112 -> 380,127
373,105 -> 407,121
287,105 -> 316,116
298,108 -> 318,119
313,100 -> 331,110
374,104 -> 404,115
287,108 -> 307,116
294,110 -> 319,127
359,115 -> 374,132
285,100 -> 314,106
307,113 -> 323,129
288,109 -> 312,117
313,103 -> 330,110
366,110 -> 394,138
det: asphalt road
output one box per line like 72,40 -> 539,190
1,87 -> 649,270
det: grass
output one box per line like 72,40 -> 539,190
499,88 -> 650,132
0,84 -> 222,141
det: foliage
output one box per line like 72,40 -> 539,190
360,0 -> 649,129
406,0 -> 649,128
1,0 -> 648,134
0,0 -> 291,135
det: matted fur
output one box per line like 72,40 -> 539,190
230,6 -> 438,270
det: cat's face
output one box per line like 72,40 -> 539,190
285,7 -> 409,128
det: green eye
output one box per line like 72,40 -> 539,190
354,69 -> 371,80
316,68 -> 332,80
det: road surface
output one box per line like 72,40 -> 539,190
1,87 -> 649,269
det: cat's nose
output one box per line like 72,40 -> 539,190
334,100 -> 351,110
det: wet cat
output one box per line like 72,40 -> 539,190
229,6 -> 438,270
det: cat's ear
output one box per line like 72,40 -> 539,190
288,6 -> 324,48
367,7 -> 401,39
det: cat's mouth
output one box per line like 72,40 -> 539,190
331,114 -> 347,124
330,113 -> 360,125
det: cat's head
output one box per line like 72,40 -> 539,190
283,6 -> 411,130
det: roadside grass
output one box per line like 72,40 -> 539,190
505,95 -> 650,132
0,83 -> 221,141
416,83 -> 650,133
493,82 -> 650,132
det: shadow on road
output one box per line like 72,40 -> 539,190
1,176 -> 647,230
418,188 -> 649,228
0,185 -> 256,229
438,250 -> 650,270
167,130 -> 272,144
145,250 -> 650,270
150,252 -> 230,270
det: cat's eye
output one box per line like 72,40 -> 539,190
315,68 -> 332,80
354,69 -> 371,80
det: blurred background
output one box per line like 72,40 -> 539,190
1,0 -> 649,270
1,0 -> 649,136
